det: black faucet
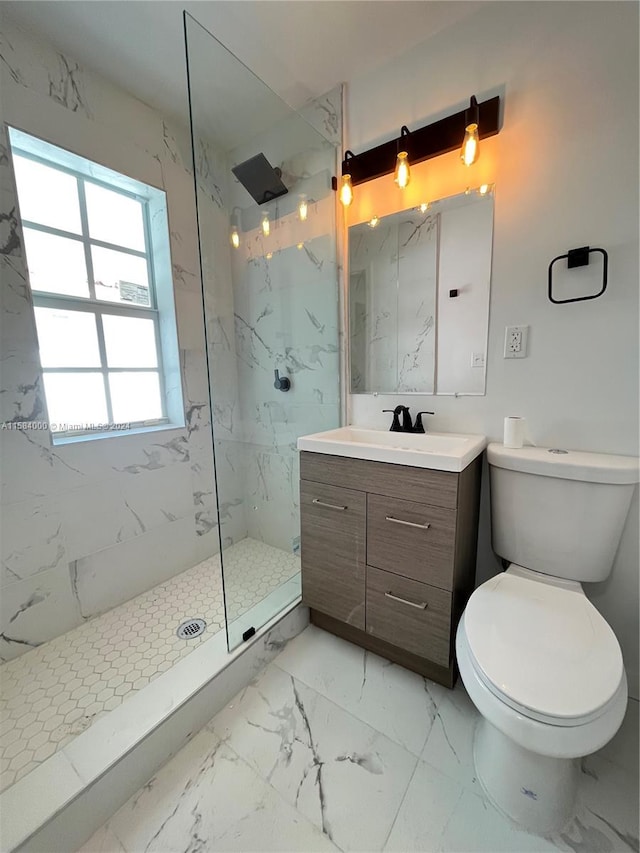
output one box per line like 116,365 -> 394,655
413,411 -> 435,434
383,405 -> 414,433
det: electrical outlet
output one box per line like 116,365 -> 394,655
504,325 -> 529,359
471,352 -> 485,368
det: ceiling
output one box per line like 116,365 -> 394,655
3,1 -> 484,133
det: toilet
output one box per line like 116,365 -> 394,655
456,443 -> 639,833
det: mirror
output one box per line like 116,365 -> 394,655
348,188 -> 494,395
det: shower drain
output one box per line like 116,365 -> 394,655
176,618 -> 207,639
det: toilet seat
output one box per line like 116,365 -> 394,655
463,568 -> 624,726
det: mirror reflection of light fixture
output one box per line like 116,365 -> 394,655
335,95 -> 500,203
298,195 -> 308,221
368,215 -> 380,228
419,202 -> 430,213
261,212 -> 270,237
266,251 -> 273,259
460,96 -> 480,166
229,207 -> 242,249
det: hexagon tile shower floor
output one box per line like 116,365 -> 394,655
0,538 -> 299,791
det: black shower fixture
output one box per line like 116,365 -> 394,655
231,153 -> 289,205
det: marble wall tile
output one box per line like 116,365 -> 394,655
244,443 -> 299,553
73,517 -> 198,619
0,494 -> 67,585
0,14 -> 227,656
299,85 -> 343,146
59,462 -> 195,563
0,564 -> 81,662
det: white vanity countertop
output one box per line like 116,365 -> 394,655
297,426 -> 487,473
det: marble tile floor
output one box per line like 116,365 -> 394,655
81,624 -> 639,853
0,538 -> 300,793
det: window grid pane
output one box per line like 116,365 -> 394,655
10,140 -> 169,437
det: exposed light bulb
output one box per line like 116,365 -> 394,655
230,226 -> 240,249
339,174 -> 353,207
266,252 -> 273,260
368,216 -> 379,228
297,242 -> 304,250
419,203 -> 429,213
460,95 -> 480,167
394,151 -> 411,189
479,183 -> 490,196
460,123 -> 480,167
298,195 -> 308,221
261,213 -> 270,237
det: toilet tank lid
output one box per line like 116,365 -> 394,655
487,443 -> 639,485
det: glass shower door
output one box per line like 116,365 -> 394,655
184,13 -> 341,649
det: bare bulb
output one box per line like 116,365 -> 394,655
339,174 -> 353,207
394,151 -> 411,189
419,203 -> 429,213
297,242 -> 304,250
368,216 -> 379,228
261,213 -> 270,237
266,252 -> 273,260
230,227 -> 240,249
479,183 -> 491,196
298,195 -> 308,221
460,123 -> 480,166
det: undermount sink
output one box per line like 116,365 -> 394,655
297,426 -> 487,472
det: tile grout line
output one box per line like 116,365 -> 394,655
379,753 -> 421,852
270,656 -> 448,762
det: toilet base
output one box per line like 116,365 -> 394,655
473,717 -> 579,834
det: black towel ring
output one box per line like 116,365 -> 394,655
548,246 -> 608,305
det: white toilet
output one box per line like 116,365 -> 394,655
456,442 -> 639,833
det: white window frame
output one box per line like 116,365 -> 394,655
8,129 -> 184,443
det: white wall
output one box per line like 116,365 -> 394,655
345,2 -> 639,697
0,13 -> 221,659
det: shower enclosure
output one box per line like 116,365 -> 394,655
184,14 -> 342,649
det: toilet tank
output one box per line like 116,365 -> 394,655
487,443 -> 638,582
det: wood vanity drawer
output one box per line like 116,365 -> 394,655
367,494 -> 455,588
300,452 -> 458,509
366,566 -> 451,666
300,480 -> 366,630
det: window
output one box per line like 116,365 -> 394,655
8,128 -> 183,442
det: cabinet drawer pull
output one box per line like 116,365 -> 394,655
313,498 -> 347,511
384,591 -> 428,610
385,516 -> 431,530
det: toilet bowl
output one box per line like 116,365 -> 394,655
456,566 -> 628,832
456,443 -> 638,833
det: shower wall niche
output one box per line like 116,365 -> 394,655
185,14 -> 342,648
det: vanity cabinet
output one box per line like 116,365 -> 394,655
299,451 -> 482,687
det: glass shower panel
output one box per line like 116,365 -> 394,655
184,14 -> 341,650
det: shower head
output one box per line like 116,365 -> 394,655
231,153 -> 288,206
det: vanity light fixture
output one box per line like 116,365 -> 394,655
298,194 -> 308,221
336,95 -> 500,205
460,96 -> 480,166
261,212 -> 270,237
229,207 -> 242,249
